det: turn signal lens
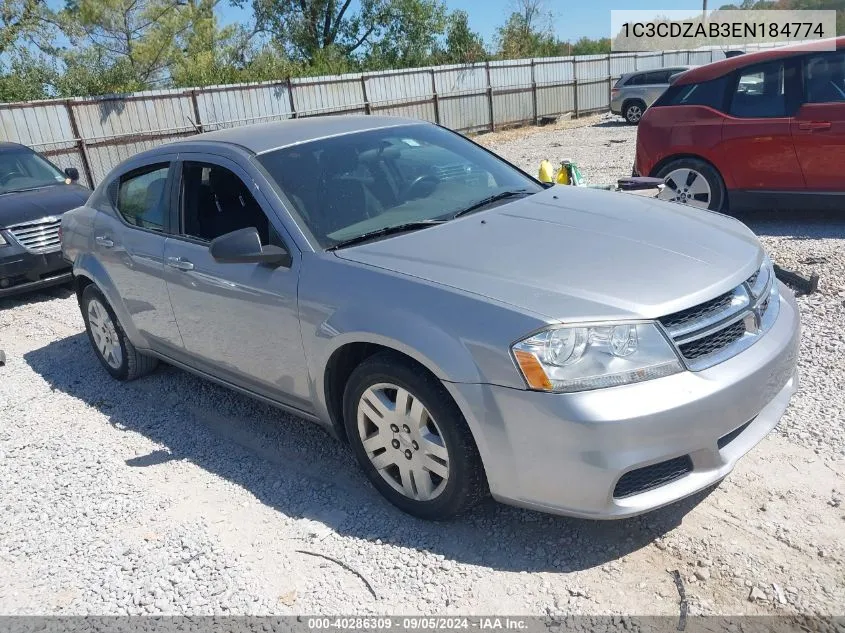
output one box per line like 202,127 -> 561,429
513,350 -> 553,391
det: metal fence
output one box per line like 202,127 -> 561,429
0,42 -> 785,188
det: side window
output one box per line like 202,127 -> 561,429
804,52 -> 845,104
643,71 -> 671,85
663,76 -> 729,109
626,73 -> 644,86
729,60 -> 794,118
116,164 -> 169,231
180,161 -> 273,246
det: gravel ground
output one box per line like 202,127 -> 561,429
1,117 -> 843,620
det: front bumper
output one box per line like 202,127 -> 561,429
446,284 -> 800,519
0,242 -> 72,298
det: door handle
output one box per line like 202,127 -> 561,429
798,121 -> 832,131
95,236 -> 114,248
166,256 -> 194,271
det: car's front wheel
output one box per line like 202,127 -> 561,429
343,352 -> 487,519
80,284 -> 158,381
655,158 -> 726,212
623,100 -> 646,125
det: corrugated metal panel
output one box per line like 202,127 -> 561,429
0,103 -> 75,149
663,52 -> 689,66
292,73 -> 365,116
197,82 -> 293,130
534,57 -> 574,84
577,80 -> 609,113
575,55 -> 608,82
434,65 -> 488,131
86,134 -> 189,184
688,50 -> 715,65
71,93 -> 195,143
610,54 -> 637,78
366,69 -> 436,122
635,53 -> 664,70
489,61 -> 533,127
536,84 -> 574,117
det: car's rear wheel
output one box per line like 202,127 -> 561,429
343,352 -> 487,520
623,100 -> 646,125
656,158 -> 726,212
80,284 -> 158,381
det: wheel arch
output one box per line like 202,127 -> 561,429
622,98 -> 647,117
649,153 -> 729,187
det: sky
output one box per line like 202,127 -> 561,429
218,0 -> 709,44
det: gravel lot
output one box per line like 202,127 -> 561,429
1,116 -> 843,620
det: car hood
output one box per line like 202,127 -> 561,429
333,187 -> 764,322
0,184 -> 90,228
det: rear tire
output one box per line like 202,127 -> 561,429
80,285 -> 158,381
655,158 -> 726,212
623,100 -> 646,125
343,352 -> 487,520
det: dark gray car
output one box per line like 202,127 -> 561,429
61,116 -> 800,520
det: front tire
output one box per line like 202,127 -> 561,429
623,100 -> 645,125
80,285 -> 158,381
343,352 -> 487,520
655,158 -> 726,212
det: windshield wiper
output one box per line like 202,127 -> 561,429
450,189 -> 532,219
326,220 -> 445,251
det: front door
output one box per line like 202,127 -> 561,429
162,155 -> 311,411
720,58 -> 805,192
94,159 -> 183,350
792,51 -> 845,191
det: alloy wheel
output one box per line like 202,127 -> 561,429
87,298 -> 123,369
626,105 -> 643,123
658,167 -> 712,209
357,383 -> 449,502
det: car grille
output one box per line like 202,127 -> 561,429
613,455 -> 693,499
658,262 -> 778,370
7,217 -> 62,254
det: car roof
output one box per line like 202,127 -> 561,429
185,115 -> 425,155
0,142 -> 30,152
675,36 -> 845,85
626,65 -> 693,76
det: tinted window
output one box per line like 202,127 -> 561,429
180,162 -> 273,245
116,164 -> 169,231
729,60 -> 794,118
0,148 -> 68,195
256,124 -> 541,249
659,76 -> 729,109
642,71 -> 672,84
804,52 -> 845,103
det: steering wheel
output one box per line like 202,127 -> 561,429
402,174 -> 440,200
0,171 -> 18,185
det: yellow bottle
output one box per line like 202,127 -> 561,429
555,162 -> 571,185
538,159 -> 555,184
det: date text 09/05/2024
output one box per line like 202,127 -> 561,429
307,618 -> 528,630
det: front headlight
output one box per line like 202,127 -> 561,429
512,322 -> 683,393
0,231 -> 7,247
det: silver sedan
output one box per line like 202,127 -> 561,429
61,116 -> 800,520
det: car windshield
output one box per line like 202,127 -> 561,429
0,149 -> 68,195
256,123 -> 542,249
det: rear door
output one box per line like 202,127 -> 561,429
720,58 -> 805,192
93,158 -> 183,350
792,50 -> 845,190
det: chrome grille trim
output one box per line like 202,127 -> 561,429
7,216 -> 62,254
659,261 -> 779,371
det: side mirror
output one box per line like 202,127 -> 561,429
209,227 -> 292,267
64,167 -> 80,182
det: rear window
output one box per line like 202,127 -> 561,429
653,75 -> 730,110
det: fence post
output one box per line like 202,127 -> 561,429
189,90 -> 204,133
430,69 -> 440,124
607,53 -> 612,109
530,59 -> 538,125
661,51 -> 666,66
485,62 -> 495,132
572,58 -> 579,118
287,77 -> 298,118
64,100 -> 94,189
361,75 -> 371,115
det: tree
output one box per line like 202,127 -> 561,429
438,10 -> 487,64
0,0 -> 44,55
362,0 -> 447,69
59,0 -> 204,90
495,0 -> 556,58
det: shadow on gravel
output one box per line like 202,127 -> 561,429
733,209 -> 845,240
26,333 -> 711,574
0,283 -> 74,311
591,119 -> 629,128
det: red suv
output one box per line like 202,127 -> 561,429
636,37 -> 845,212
